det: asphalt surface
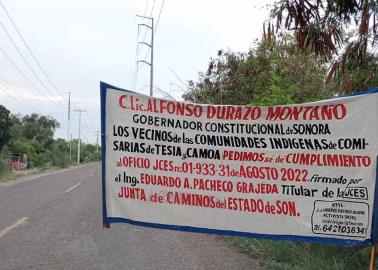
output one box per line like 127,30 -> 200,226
0,163 -> 263,270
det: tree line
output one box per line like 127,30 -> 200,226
0,105 -> 100,171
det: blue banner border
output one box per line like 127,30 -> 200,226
100,81 -> 378,246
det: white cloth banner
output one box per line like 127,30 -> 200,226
101,82 -> 378,245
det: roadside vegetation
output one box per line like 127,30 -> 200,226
183,1 -> 378,269
0,105 -> 100,181
231,237 -> 373,270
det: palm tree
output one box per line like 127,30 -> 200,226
270,0 -> 378,93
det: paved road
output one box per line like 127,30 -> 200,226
0,163 -> 263,270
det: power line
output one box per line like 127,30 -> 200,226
0,87 -> 26,110
86,113 -> 96,131
137,0 -> 165,93
84,111 -> 96,132
142,0 -> 155,42
154,86 -> 176,100
73,108 -> 85,164
138,0 -> 156,74
143,0 -> 150,16
0,88 -> 37,113
0,0 -> 65,100
169,67 -> 188,88
0,85 -> 40,113
131,0 -> 151,90
136,15 -> 153,96
80,118 -> 91,133
0,72 -> 37,105
133,0 -> 164,92
142,0 -> 165,64
149,0 -> 156,17
0,47 -> 64,110
132,19 -> 141,91
153,0 -> 165,36
0,20 -> 64,105
82,135 -> 90,144
79,113 -> 97,144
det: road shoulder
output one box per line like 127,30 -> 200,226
0,163 -> 98,189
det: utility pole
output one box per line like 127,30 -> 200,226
67,92 -> 71,141
69,134 -> 72,165
136,15 -> 154,97
74,109 -> 85,164
96,131 -> 99,152
67,92 -> 71,164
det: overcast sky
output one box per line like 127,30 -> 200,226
0,0 -> 273,144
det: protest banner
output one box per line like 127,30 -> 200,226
101,82 -> 378,246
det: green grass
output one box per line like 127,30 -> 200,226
0,162 -> 91,182
230,237 -> 375,270
0,166 -> 64,182
0,168 -> 41,182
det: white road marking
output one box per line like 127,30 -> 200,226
65,182 -> 81,193
0,217 -> 29,238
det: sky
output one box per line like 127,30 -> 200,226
0,0 -> 273,144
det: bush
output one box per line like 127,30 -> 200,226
0,159 -> 8,176
231,237 -> 374,270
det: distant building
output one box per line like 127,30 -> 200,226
8,154 -> 27,172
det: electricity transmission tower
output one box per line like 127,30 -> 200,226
136,15 -> 154,97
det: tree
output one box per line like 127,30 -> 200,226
0,105 -> 12,152
22,113 -> 59,148
183,38 -> 332,105
4,111 -> 99,169
51,139 -> 69,168
270,0 -> 378,94
7,113 -> 59,167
